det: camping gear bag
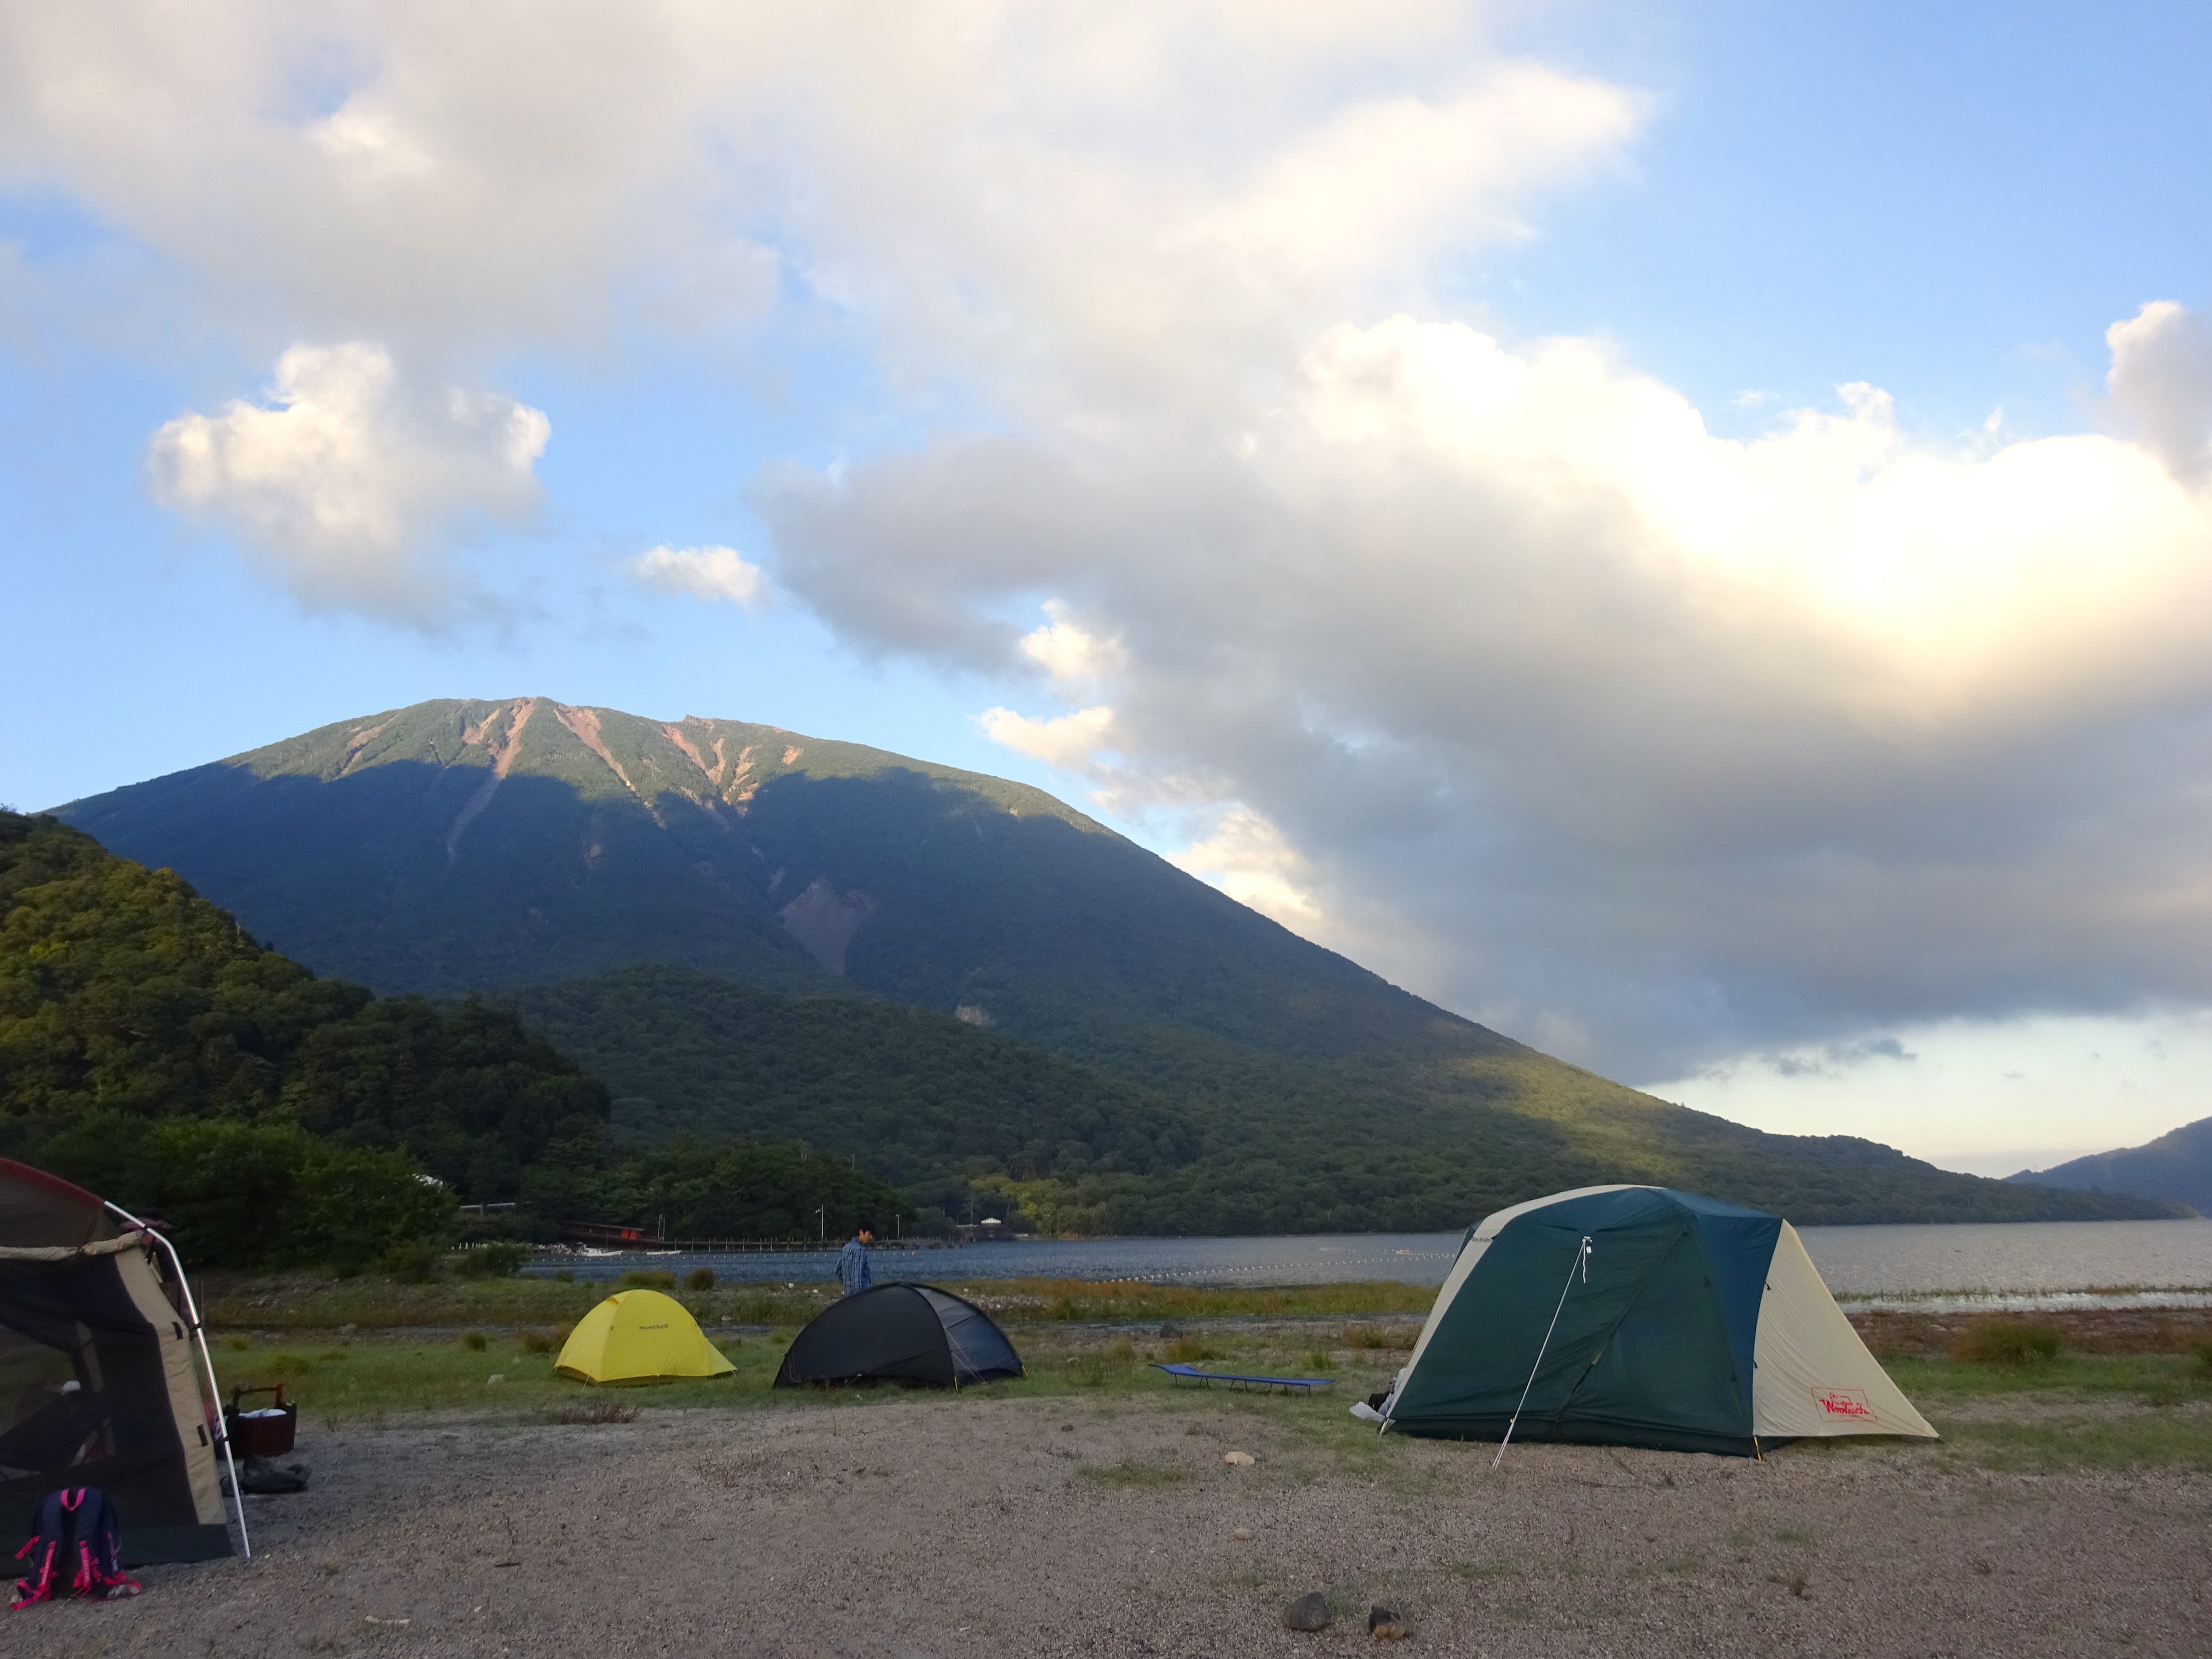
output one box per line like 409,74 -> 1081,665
225,1385 -> 297,1458
11,1486 -> 141,1607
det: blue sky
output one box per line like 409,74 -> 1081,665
4,1 -> 2209,1173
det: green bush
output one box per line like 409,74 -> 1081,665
619,1269 -> 676,1290
386,1239 -> 442,1283
35,1112 -> 453,1271
1954,1316 -> 2064,1367
684,1265 -> 717,1292
453,1241 -> 529,1279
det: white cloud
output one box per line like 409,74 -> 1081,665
628,544 -> 767,608
977,704 -> 1116,771
147,342 -> 548,625
2108,300 -> 2212,485
766,304 -> 2212,1082
1167,806 -> 1324,925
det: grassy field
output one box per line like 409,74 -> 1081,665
197,1270 -> 1439,1332
193,1274 -> 2212,1475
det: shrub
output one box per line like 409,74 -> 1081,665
516,1327 -> 562,1354
1163,1336 -> 1223,1364
461,1331 -> 489,1351
1342,1323 -> 1418,1350
454,1242 -> 528,1279
684,1266 -> 717,1292
554,1268 -> 575,1284
1302,1350 -> 1336,1373
1953,1316 -> 2063,1366
386,1239 -> 442,1283
620,1269 -> 677,1290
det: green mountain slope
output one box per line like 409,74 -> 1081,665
51,698 -> 2179,1228
2011,1118 -> 2212,1215
0,809 -> 912,1256
515,963 -> 2178,1229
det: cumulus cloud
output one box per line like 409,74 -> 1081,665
147,342 -> 548,624
977,704 -> 1117,771
628,544 -> 767,608
773,305 -> 2212,1081
2108,301 -> 2212,485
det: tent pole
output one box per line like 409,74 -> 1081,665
103,1201 -> 252,1561
1491,1235 -> 1592,1473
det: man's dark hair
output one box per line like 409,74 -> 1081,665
854,1219 -> 876,1237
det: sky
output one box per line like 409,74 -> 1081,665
4,1 -> 2210,1176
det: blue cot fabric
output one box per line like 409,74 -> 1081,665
836,1237 -> 872,1296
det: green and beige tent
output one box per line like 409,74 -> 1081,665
1369,1186 -> 1935,1456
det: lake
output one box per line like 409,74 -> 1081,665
527,1217 -> 2212,1309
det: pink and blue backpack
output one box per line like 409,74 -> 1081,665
11,1487 -> 140,1608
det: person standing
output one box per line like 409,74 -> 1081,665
836,1220 -> 875,1297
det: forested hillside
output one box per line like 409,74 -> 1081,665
2012,1117 -> 2212,1215
0,811 -> 908,1263
515,963 -> 2184,1231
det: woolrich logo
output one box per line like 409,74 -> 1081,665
1813,1388 -> 1873,1418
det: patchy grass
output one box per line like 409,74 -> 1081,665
199,1270 -> 1434,1334
1078,1460 -> 1190,1488
1931,1413 -> 2212,1473
1951,1316 -> 2064,1367
1887,1352 -> 2212,1405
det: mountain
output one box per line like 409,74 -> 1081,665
2010,1118 -> 2212,1216
51,696 -> 2179,1228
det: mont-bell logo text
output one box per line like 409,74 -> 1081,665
1813,1387 -> 1873,1418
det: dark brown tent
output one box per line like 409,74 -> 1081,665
0,1159 -> 240,1562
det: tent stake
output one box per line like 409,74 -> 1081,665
1491,1235 -> 1592,1472
103,1200 -> 251,1561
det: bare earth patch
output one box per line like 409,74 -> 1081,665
11,1392 -> 2208,1658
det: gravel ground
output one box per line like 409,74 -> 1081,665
11,1392 -> 2208,1658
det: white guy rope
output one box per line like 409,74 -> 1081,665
1491,1235 -> 1593,1472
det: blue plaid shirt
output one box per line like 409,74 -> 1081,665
836,1236 -> 872,1296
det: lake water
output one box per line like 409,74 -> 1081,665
527,1217 -> 2212,1309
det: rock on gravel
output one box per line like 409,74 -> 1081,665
1284,1590 -> 1333,1631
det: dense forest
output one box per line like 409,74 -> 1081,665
515,962 -> 2185,1231
0,811 -> 907,1265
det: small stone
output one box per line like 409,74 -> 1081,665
1368,1605 -> 1407,1640
1223,1450 -> 1256,1467
485,1374 -> 505,1387
1283,1592 -> 1332,1632
1060,1423 -> 1075,1433
1233,1528 -> 1253,1541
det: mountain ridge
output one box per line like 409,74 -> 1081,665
51,696 -> 2180,1229
2010,1116 -> 2212,1216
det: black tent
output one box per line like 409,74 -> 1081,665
0,1160 -> 240,1563
774,1284 -> 1024,1389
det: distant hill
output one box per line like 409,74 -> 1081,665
2010,1119 -> 2212,1216
52,697 -> 2179,1229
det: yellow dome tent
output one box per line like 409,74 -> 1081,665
555,1289 -> 736,1386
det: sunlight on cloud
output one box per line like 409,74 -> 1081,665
977,704 -> 1116,770
628,545 -> 767,608
1166,806 -> 1324,924
770,300 -> 2212,1085
146,343 -> 547,627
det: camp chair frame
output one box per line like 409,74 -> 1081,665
99,1198 -> 251,1560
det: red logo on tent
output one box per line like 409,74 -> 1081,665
1813,1388 -> 1872,1418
